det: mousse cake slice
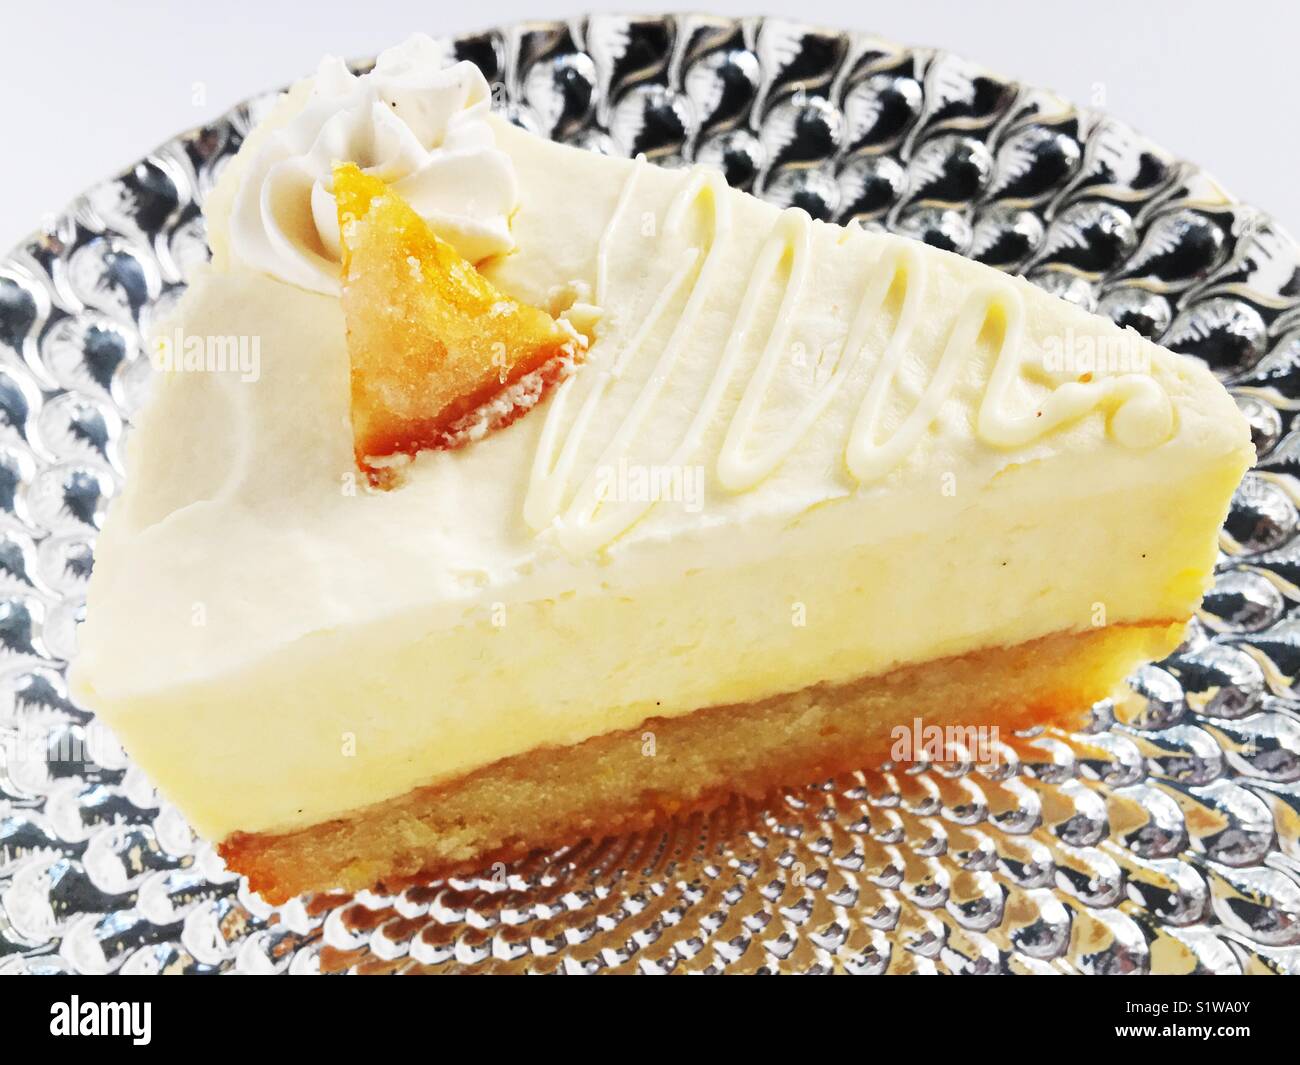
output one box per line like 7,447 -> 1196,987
70,37 -> 1254,902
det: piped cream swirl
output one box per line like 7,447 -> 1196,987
228,34 -> 517,294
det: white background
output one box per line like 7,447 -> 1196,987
2,0 -> 1297,250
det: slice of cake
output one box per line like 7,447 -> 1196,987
70,36 -> 1254,903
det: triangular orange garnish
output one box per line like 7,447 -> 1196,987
334,162 -> 578,476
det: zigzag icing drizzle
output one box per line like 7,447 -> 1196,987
526,163 -> 1173,553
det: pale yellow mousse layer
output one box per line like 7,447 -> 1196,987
72,102 -> 1252,841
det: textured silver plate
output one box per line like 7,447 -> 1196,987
2,14 -> 1299,975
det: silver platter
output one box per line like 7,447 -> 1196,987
2,14 -> 1299,975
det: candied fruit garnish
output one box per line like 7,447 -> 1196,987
334,162 -> 577,473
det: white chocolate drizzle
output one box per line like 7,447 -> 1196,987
524,164 -> 1174,553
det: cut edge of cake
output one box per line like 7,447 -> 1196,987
221,621 -> 1183,903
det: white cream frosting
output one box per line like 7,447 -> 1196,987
227,34 -> 517,293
